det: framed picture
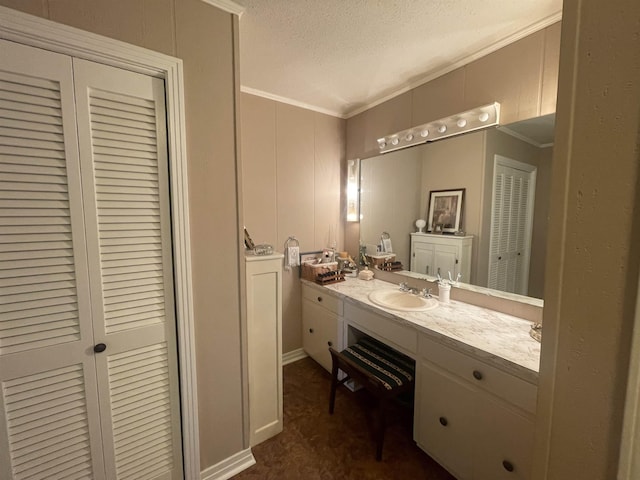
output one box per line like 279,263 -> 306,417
426,188 -> 465,233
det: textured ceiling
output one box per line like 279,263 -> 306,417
236,0 -> 562,118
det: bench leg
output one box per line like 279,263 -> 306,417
329,360 -> 339,414
375,398 -> 388,461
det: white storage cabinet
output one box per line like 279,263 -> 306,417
245,253 -> 284,446
410,233 -> 473,281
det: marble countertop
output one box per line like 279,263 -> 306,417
305,276 -> 541,384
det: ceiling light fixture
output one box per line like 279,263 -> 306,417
376,102 -> 500,153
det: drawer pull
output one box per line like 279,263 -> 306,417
327,341 -> 333,347
309,328 -> 314,334
472,370 -> 483,380
438,416 -> 448,427
502,460 -> 514,472
317,296 -> 323,302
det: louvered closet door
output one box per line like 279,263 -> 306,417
488,157 -> 536,295
72,59 -> 183,480
0,41 -> 106,480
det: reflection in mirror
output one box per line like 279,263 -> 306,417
359,114 -> 555,302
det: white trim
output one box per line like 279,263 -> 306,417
499,125 -> 555,149
0,6 -> 201,479
201,0 -> 245,17
283,348 -> 308,365
200,448 -> 256,480
240,85 -> 344,119
619,271 -> 640,478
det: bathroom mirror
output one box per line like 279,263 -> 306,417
359,114 -> 555,303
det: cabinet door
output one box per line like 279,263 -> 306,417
433,244 -> 459,278
302,299 -> 338,372
412,242 -> 434,275
474,394 -> 535,480
415,361 -> 475,480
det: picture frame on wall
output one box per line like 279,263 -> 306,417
426,188 -> 465,234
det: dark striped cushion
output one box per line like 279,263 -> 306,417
341,338 -> 415,391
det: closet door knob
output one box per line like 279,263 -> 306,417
327,341 -> 333,347
472,370 -> 483,380
438,416 -> 448,426
317,296 -> 323,302
502,460 -> 514,472
94,343 -> 107,353
309,328 -> 314,334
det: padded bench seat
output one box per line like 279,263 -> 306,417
329,337 -> 416,460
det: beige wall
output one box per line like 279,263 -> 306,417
345,22 -> 561,259
420,132 -> 486,284
240,93 -> 345,353
534,1 -> 640,478
481,129 -> 551,296
0,0 -> 244,470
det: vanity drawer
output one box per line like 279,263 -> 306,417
345,302 -> 417,356
302,283 -> 343,316
419,334 -> 537,414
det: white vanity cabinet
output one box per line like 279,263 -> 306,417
414,334 -> 537,480
410,233 -> 473,281
301,283 -> 343,372
245,253 -> 284,446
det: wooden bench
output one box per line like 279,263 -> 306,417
329,337 -> 416,460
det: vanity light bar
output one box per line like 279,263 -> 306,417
377,102 -> 501,154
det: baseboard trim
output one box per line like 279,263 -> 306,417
282,348 -> 307,365
200,448 -> 255,480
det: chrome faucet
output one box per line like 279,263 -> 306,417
421,288 -> 432,298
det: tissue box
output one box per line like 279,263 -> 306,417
301,261 -> 338,282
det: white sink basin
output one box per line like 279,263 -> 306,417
368,289 -> 439,312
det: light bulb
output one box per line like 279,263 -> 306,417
378,139 -> 386,149
437,124 -> 447,133
479,112 -> 490,122
456,118 -> 467,128
420,129 -> 429,138
391,137 -> 399,145
405,133 -> 414,141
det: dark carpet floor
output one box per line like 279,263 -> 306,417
233,357 -> 455,480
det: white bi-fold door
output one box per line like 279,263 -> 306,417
488,155 -> 537,296
0,40 -> 182,480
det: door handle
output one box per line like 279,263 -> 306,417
94,343 -> 107,353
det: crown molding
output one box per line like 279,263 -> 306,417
238,11 -> 562,120
201,0 -> 245,17
240,86 -> 344,119
344,11 -> 563,118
